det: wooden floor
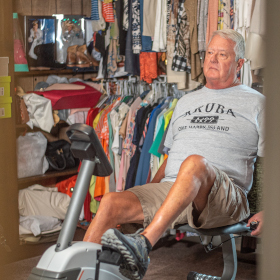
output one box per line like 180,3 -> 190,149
0,229 -> 258,280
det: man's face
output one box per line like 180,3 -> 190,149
203,35 -> 243,89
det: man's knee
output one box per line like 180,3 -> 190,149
179,154 -> 216,185
180,154 -> 209,171
99,192 -> 118,213
99,191 -> 144,222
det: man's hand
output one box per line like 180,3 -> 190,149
151,158 -> 167,184
247,211 -> 263,237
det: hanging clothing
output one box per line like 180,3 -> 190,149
140,0 -> 153,51
185,0 -> 204,83
125,105 -> 153,190
140,52 -> 158,84
167,2 -> 187,89
134,107 -> 162,185
206,0 -> 219,45
132,0 -> 142,54
115,0 -> 127,55
198,0 -> 209,52
245,0 -> 266,71
142,0 -> 157,37
102,2 -> 115,23
117,97 -> 142,191
152,0 -> 167,52
125,0 -> 140,75
91,0 -> 99,20
172,0 -> 191,72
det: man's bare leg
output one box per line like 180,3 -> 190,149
83,191 -> 144,244
142,154 -> 216,246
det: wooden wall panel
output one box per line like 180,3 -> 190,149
72,0 -> 82,15
57,0 -> 72,14
16,77 -> 34,92
31,0 -> 57,15
14,0 -> 32,15
82,0 -> 91,17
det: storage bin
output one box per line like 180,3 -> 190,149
0,57 -> 9,76
0,76 -> 11,101
0,97 -> 12,119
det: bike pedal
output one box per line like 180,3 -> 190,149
98,245 -> 123,266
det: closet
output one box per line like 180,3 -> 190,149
0,0 -> 96,265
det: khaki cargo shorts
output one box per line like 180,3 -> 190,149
127,166 -> 250,229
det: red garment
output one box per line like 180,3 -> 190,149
140,52 -> 158,84
56,175 -> 77,197
31,82 -> 102,110
86,107 -> 100,127
102,2 -> 115,22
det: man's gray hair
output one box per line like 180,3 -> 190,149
208,29 -> 245,61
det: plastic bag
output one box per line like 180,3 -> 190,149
18,185 -> 70,220
17,132 -> 49,178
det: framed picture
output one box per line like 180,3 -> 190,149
53,14 -> 86,64
24,16 -> 56,68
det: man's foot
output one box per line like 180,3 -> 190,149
101,228 -> 152,280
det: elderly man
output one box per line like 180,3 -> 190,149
84,29 -> 265,280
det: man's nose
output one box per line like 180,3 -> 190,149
210,53 -> 218,63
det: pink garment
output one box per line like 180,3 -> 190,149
116,97 -> 142,191
70,108 -> 90,115
206,0 -> 219,45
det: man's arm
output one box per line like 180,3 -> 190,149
247,211 -> 263,236
151,158 -> 167,183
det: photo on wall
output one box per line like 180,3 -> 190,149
24,16 -> 56,68
53,14 -> 86,64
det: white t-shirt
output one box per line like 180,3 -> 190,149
163,85 -> 265,194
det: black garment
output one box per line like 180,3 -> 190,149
125,105 -> 154,190
95,33 -> 106,57
132,106 -> 148,146
115,0 -> 127,56
125,0 -> 140,76
102,45 -> 109,78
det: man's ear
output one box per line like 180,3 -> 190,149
237,59 -> 245,72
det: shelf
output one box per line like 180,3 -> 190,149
18,167 -> 79,185
14,68 -> 98,77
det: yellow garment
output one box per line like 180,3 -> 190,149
163,99 -> 178,130
89,176 -> 97,213
93,111 -> 102,129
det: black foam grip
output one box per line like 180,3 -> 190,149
66,124 -> 113,177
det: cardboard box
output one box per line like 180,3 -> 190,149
0,97 -> 12,119
0,76 -> 11,101
0,57 -> 9,76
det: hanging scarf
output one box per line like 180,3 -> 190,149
132,0 -> 142,53
123,0 -> 129,31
